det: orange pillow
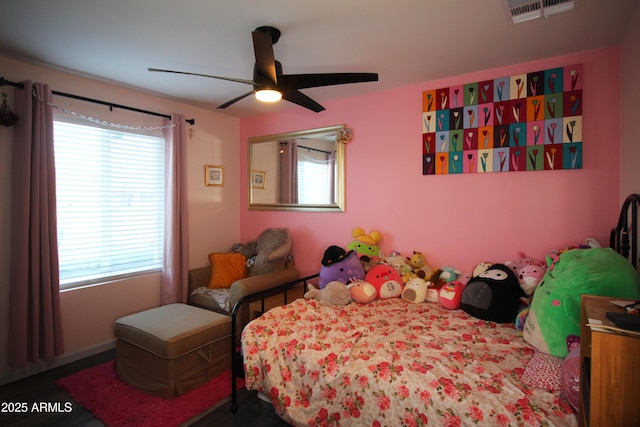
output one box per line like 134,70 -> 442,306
208,253 -> 247,289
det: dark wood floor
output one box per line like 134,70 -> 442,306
0,350 -> 290,426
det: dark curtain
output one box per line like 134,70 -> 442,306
8,81 -> 64,367
279,141 -> 298,204
161,113 -> 190,304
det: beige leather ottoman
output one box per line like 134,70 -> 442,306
114,303 -> 231,399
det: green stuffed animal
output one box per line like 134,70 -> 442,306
346,227 -> 383,258
523,247 -> 640,357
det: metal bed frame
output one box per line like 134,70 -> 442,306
610,194 -> 640,269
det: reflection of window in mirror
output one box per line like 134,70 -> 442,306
297,145 -> 334,204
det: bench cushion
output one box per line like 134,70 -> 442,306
115,303 -> 230,359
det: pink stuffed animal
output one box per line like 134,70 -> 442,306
518,264 -> 546,296
350,279 -> 377,304
504,251 -> 545,274
438,280 -> 466,309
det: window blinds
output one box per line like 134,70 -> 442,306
53,121 -> 165,289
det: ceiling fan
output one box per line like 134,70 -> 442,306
148,26 -> 378,113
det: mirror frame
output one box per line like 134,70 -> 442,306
248,124 -> 346,212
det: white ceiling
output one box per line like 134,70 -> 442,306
0,0 -> 637,118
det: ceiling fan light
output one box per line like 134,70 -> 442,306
255,89 -> 282,103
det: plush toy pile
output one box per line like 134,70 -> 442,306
303,229 -> 640,404
310,229 -> 569,321
308,232 -> 640,351
307,228 -> 473,307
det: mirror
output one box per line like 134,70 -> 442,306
249,124 -> 346,212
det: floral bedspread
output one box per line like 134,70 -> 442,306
242,298 -> 576,427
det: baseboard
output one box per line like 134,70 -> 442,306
0,339 -> 116,386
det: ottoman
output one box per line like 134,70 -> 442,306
114,303 -> 231,399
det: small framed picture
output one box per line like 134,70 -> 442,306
205,165 -> 224,187
252,169 -> 266,189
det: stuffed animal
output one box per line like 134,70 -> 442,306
502,252 -> 547,296
305,281 -> 354,306
514,297 -> 531,331
523,247 -> 640,357
471,261 -> 493,277
560,341 -> 581,411
438,280 -> 466,309
384,254 -> 413,282
239,228 -> 292,271
346,227 -> 383,258
401,277 -> 430,303
405,254 -> 447,303
517,264 -> 546,296
457,272 -> 473,284
460,264 -> 525,323
504,251 -> 546,273
358,254 -> 381,273
407,251 -> 441,282
439,266 -> 462,283
547,239 -> 601,271
365,264 -> 404,299
350,279 -> 377,304
319,245 -> 365,289
425,283 -> 446,303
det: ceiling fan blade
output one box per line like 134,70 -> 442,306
148,68 -> 255,85
281,89 -> 325,113
280,72 -> 379,90
252,30 -> 277,84
217,91 -> 254,109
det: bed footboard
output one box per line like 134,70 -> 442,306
610,193 -> 640,269
229,273 -> 319,413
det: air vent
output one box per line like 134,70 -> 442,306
505,0 -> 576,24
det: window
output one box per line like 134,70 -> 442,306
297,148 -> 333,205
54,121 -> 165,289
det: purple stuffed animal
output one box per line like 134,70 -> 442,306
319,246 -> 365,289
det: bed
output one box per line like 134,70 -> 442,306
235,194 -> 640,426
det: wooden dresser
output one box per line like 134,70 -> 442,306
579,295 -> 640,427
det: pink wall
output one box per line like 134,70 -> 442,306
240,48 -> 621,277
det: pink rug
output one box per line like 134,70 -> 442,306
57,361 -> 244,427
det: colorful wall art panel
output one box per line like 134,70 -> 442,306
422,64 -> 583,175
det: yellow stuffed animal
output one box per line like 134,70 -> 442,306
408,251 -> 435,278
346,227 -> 383,258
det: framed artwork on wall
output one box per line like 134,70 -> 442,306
251,169 -> 266,189
422,64 -> 583,175
205,165 -> 224,186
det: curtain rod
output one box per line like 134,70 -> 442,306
0,76 -> 195,125
298,144 -> 331,155
280,141 -> 331,155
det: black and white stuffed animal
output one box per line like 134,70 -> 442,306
460,263 -> 525,323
